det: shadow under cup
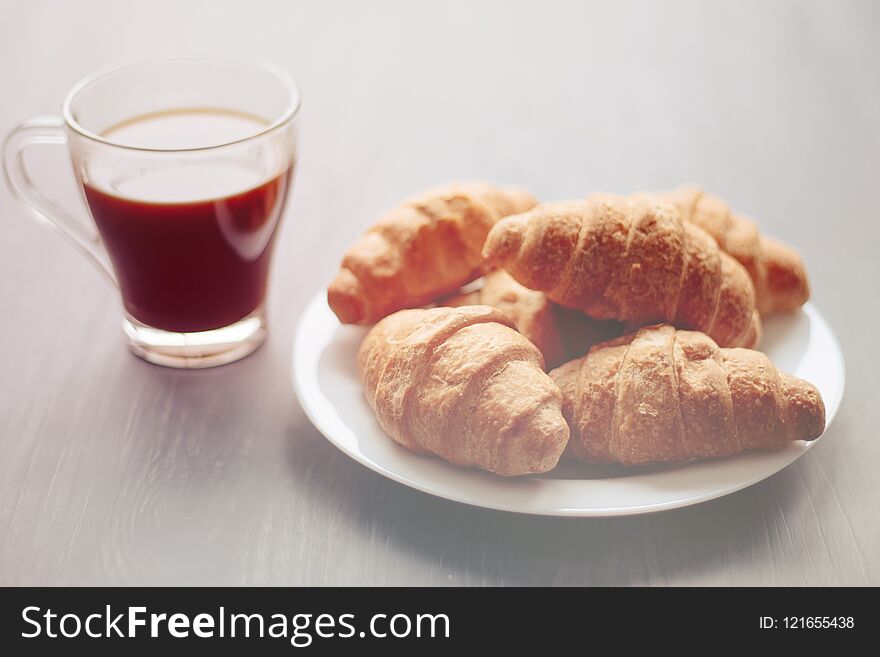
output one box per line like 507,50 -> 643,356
11,57 -> 300,369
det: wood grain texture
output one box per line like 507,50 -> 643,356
1,0 -> 878,586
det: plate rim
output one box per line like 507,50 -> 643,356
292,291 -> 845,517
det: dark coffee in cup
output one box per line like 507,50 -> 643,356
84,109 -> 293,333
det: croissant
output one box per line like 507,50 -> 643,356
550,324 -> 825,465
358,306 -> 570,476
659,185 -> 810,315
482,194 -> 761,348
328,181 -> 537,325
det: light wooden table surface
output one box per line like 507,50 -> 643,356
1,0 -> 878,586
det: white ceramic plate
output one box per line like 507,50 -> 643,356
292,292 -> 844,516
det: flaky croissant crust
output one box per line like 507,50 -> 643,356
483,194 -> 761,348
358,306 -> 570,476
659,185 -> 810,315
550,324 -> 825,466
328,181 -> 537,325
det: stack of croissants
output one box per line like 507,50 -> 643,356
327,182 -> 826,476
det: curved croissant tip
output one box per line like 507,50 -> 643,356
328,268 -> 366,324
782,374 -> 826,442
502,403 -> 569,475
482,216 -> 525,265
760,236 -> 811,314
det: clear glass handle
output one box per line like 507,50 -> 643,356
2,116 -> 116,286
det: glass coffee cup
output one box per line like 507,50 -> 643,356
3,56 -> 300,368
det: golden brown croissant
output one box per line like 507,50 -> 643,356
550,324 -> 825,466
483,194 -> 762,348
328,181 -> 537,325
358,306 -> 570,476
659,185 -> 810,315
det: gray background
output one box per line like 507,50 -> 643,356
1,0 -> 878,585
